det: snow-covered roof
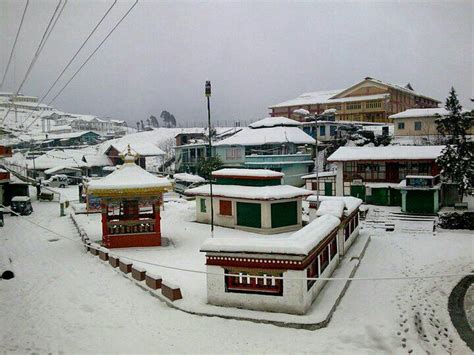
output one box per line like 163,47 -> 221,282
389,108 -> 451,120
249,116 -> 301,128
269,89 -> 341,108
109,141 -> 165,157
44,165 -> 82,175
332,77 -> 440,103
212,168 -> 284,178
214,126 -> 315,146
12,196 -> 30,202
301,171 -> 337,179
315,200 -> 345,218
200,214 -> 340,255
307,195 -> 362,216
186,184 -> 312,200
83,154 -> 112,167
174,173 -> 205,183
327,145 -> 445,162
32,150 -> 88,170
88,155 -> 171,193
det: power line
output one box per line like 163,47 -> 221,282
1,0 -> 66,123
0,0 -> 30,90
20,0 -> 118,129
1,203 -> 472,283
37,0 -> 139,121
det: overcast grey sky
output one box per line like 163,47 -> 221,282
0,0 -> 472,126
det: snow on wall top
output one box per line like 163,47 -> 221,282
248,116 -> 301,128
315,200 -> 345,218
88,159 -> 171,191
173,173 -> 205,183
213,126 -> 315,146
212,168 -> 284,178
327,145 -> 445,162
200,214 -> 340,255
389,108 -> 451,120
186,184 -> 311,200
307,195 -> 363,216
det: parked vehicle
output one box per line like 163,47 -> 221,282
10,196 -> 33,216
42,174 -> 69,188
173,173 -> 206,194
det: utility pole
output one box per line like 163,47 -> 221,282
313,113 -> 319,206
205,80 -> 214,236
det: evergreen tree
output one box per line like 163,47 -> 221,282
435,87 -> 474,201
196,156 -> 223,180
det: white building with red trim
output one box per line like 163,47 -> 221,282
200,195 -> 362,315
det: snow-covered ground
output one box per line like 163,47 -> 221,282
0,186 -> 472,353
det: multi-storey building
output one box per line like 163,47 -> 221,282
269,77 -> 440,123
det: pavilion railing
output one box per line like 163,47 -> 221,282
107,218 -> 156,235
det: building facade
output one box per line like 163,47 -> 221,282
269,77 -> 440,123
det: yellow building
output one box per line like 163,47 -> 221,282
390,108 -> 474,138
269,77 -> 440,123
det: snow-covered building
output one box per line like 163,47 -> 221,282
200,194 -> 362,315
175,117 -> 315,186
269,77 -> 440,123
104,141 -> 165,170
390,108 -> 474,140
186,169 -> 312,234
306,195 -> 362,255
302,171 -> 337,196
327,145 -> 444,202
87,149 -> 171,248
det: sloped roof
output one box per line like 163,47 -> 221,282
249,116 -> 301,128
87,155 -> 171,195
327,145 -> 445,162
214,126 -> 315,146
186,184 -> 311,200
389,108 -> 452,120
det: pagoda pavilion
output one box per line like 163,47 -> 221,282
87,147 -> 171,248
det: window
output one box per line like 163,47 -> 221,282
319,125 -> 326,136
219,200 -> 232,216
366,101 -> 382,109
414,121 -> 422,131
225,147 -> 242,160
330,237 -> 337,259
344,223 -> 350,241
346,103 -> 362,110
307,256 -> 318,290
319,246 -> 330,274
200,198 -> 206,213
330,125 -> 337,136
225,269 -> 283,296
398,122 -> 405,130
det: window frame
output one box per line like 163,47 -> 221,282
219,199 -> 232,216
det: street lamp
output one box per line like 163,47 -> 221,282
205,80 -> 214,236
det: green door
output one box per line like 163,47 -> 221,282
350,185 -> 366,201
406,190 -> 434,214
389,188 -> 402,206
372,187 -> 389,206
324,182 -> 333,196
236,202 -> 261,228
271,201 -> 297,228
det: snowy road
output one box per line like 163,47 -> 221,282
0,192 -> 472,353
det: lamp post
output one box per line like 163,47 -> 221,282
205,80 -> 214,236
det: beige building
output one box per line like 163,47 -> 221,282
390,108 -> 474,138
269,77 -> 440,123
